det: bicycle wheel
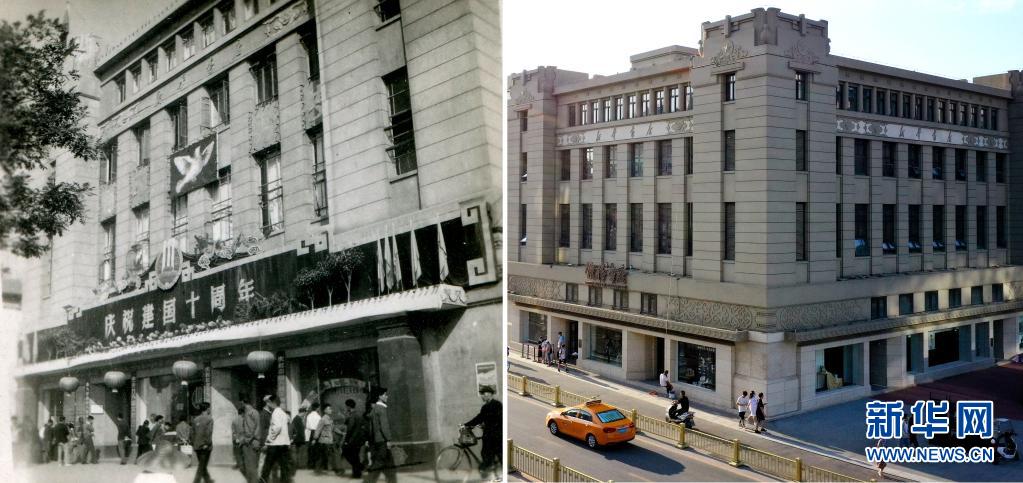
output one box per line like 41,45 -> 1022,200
434,445 -> 478,483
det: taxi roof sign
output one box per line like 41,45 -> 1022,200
585,399 -> 602,405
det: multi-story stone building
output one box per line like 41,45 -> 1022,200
508,7 -> 1022,415
14,0 -> 502,464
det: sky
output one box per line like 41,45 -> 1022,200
1,0 -> 165,47
503,0 -> 1023,82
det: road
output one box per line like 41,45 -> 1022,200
509,394 -> 766,482
12,461 -> 440,483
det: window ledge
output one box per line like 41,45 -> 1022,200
389,169 -> 418,184
375,15 -> 401,31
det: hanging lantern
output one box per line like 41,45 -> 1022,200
246,350 -> 275,379
58,376 -> 80,393
172,360 -> 199,386
103,371 -> 127,393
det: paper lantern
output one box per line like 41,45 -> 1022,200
103,371 -> 127,393
172,360 -> 199,386
58,376 -> 80,393
246,350 -> 275,379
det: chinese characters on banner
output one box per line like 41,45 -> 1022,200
865,399 -> 994,440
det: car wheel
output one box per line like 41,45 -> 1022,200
548,421 -> 559,435
586,434 -> 598,449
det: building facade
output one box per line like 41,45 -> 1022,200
15,0 -> 502,465
507,8 -> 1023,415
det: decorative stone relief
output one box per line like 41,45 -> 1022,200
1005,281 -> 1023,301
710,39 -> 748,67
263,1 -> 309,37
836,117 -> 1009,150
461,199 -> 499,286
773,299 -> 866,331
508,276 -> 564,301
510,85 -> 534,106
248,101 -> 281,153
300,80 -> 322,129
784,39 -> 819,65
556,116 -> 693,147
666,296 -> 756,330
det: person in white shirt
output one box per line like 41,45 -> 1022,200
304,403 -> 321,470
747,392 -> 759,429
736,391 -> 750,429
658,370 -> 673,398
260,395 -> 293,483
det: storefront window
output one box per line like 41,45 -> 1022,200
815,344 -> 861,392
589,326 -> 622,366
527,312 -> 547,343
928,327 -> 962,366
677,342 -> 716,390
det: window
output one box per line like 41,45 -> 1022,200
602,99 -> 611,122
580,102 -> 588,125
613,289 -> 628,310
870,297 -> 887,319
723,130 -> 736,172
684,84 -> 694,110
723,73 -> 736,101
882,204 -> 896,255
959,103 -> 968,126
929,327 -> 962,367
581,148 -> 593,180
854,139 -> 870,176
604,204 -> 617,251
100,140 -> 117,184
669,87 -> 679,112
519,153 -> 527,182
970,105 -> 978,127
134,123 -> 150,167
685,203 -> 693,257
220,1 -> 236,33
997,206 -> 1006,249
795,130 -> 807,171
908,205 -> 921,253
604,145 -> 616,178
629,143 -> 643,177
559,150 -> 570,181
657,203 -> 671,255
992,284 -> 1004,302
951,101 -> 960,124
657,140 -> 672,176
996,153 -> 1006,183
678,342 -> 716,390
992,108 -> 999,130
899,293 -> 915,315
683,137 -> 693,175
976,206 -> 987,250
383,68 -> 416,174
100,219 -> 115,282
581,204 -> 592,249
655,90 -> 664,114
252,51 -> 278,104
519,204 -> 527,246
206,77 -> 230,126
955,205 -> 967,251
629,203 -> 643,252
591,100 -> 599,123
627,94 -> 636,118
938,100 -> 946,123
902,93 -> 911,119
169,100 -> 187,150
971,286 -> 984,305
837,82 -> 845,109
129,64 -> 141,94
565,283 -> 578,303
889,90 -> 899,117
162,40 -> 176,71
908,145 -> 921,179
242,0 -> 259,19
855,204 -> 870,257
931,147 -> 944,180
723,202 -> 735,261
926,97 -> 935,122
526,312 -> 546,342
200,14 -> 215,48
588,286 -> 604,308
615,97 -> 623,120
133,205 -> 150,268
210,168 -> 232,243
171,196 -> 188,251
980,106 -> 988,129
949,288 -> 961,308
567,105 -> 576,127
589,326 -> 620,365
302,30 -> 319,80
847,83 -> 859,111
932,205 -> 945,252
180,28 -> 195,60
925,291 -> 938,311
258,149 -> 284,236
796,203 -> 807,261
862,87 -> 872,113
881,141 -> 895,177
145,51 -> 158,83
976,151 -> 987,182
559,204 -> 570,248
374,0 -> 400,22
639,93 -> 649,117
836,204 -> 843,257
876,89 -> 887,115
955,149 -> 967,181
795,72 -> 807,100
115,75 -> 126,103
835,137 -> 842,174
311,130 -> 327,219
914,96 -> 923,120
641,293 -> 657,315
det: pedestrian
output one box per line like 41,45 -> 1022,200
52,416 -> 69,466
540,337 -> 550,365
463,387 -> 502,480
136,420 -> 153,462
736,391 -> 750,429
68,422 -> 81,464
115,413 -> 133,465
175,417 -> 192,447
150,415 -> 166,447
364,387 -> 397,483
290,406 -> 308,471
260,394 -> 293,483
82,415 -> 97,463
659,370 -> 674,398
312,404 -> 337,475
874,438 -> 887,479
304,402 -> 321,472
239,395 -> 261,483
754,392 -> 767,433
42,418 -> 54,463
557,331 -> 565,351
557,344 -> 567,372
747,388 -> 757,427
231,404 -> 244,470
190,402 -> 213,483
342,399 -> 365,478
903,413 -> 919,447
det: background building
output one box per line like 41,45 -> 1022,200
14,0 -> 502,465
508,7 -> 1022,415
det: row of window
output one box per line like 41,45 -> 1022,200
563,284 -> 660,315
847,203 -> 1007,257
519,138 -> 697,183
869,284 -> 1006,319
566,84 -> 695,127
838,137 -> 1007,182
837,81 -> 1001,131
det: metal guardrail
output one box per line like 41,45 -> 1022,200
511,373 -> 870,482
507,440 -> 604,483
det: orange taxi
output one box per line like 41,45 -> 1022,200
545,399 -> 636,448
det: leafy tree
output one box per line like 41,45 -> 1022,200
0,12 -> 98,258
327,249 -> 365,303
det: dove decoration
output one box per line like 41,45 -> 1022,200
169,135 -> 219,196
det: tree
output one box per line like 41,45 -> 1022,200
328,249 -> 365,303
0,12 -> 98,258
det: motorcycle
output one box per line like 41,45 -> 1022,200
665,407 -> 695,429
992,418 -> 1019,465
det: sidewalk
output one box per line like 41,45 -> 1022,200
509,353 -> 930,482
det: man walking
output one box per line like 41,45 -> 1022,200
192,402 -> 214,483
41,418 -> 53,463
52,416 -> 69,466
364,388 -> 396,483
290,406 -> 307,471
341,399 -> 365,479
312,404 -> 336,475
304,402 -> 321,472
231,405 -> 244,470
260,395 -> 293,483
239,395 -> 261,483
659,370 -> 674,398
736,391 -> 750,429
82,416 -> 97,463
115,413 -> 132,464
463,387 -> 502,480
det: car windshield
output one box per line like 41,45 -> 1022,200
596,409 -> 626,424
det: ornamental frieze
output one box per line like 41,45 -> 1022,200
836,117 -> 1009,150
556,116 -> 693,147
666,296 -> 757,330
508,276 -> 564,300
710,39 -> 748,67
773,299 -> 866,331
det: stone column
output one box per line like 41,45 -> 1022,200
210,368 -> 236,464
376,317 -> 431,460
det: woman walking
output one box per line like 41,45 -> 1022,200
136,420 -> 153,462
754,392 -> 767,433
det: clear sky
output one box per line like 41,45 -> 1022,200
1,0 -> 165,48
504,0 -> 1023,82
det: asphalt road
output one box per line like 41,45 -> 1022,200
509,394 -> 766,482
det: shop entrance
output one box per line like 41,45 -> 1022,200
993,319 -> 1004,359
928,327 -> 961,367
295,348 -> 379,413
869,339 -> 887,390
170,380 -> 205,426
567,321 -> 579,363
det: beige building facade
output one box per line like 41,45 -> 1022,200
508,8 -> 1023,415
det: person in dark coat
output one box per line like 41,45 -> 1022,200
116,413 -> 132,465
463,387 -> 502,480
341,399 -> 365,478
290,406 -> 308,472
191,402 -> 214,483
42,418 -> 54,463
135,420 -> 153,462
52,417 -> 70,466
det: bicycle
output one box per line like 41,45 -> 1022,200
434,425 -> 495,482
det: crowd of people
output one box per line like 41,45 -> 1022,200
537,332 -> 570,372
735,390 -> 768,433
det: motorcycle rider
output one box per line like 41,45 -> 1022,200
667,391 -> 692,427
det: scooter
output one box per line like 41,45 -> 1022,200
992,418 -> 1019,465
665,407 -> 696,429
